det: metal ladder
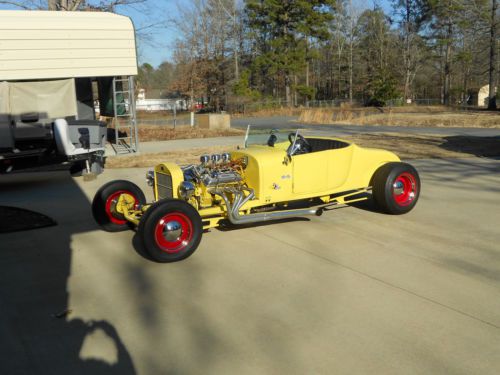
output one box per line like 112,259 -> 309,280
112,76 -> 139,154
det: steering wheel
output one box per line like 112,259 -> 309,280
287,132 -> 312,155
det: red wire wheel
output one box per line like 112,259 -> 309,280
392,172 -> 418,207
92,180 -> 146,232
154,212 -> 194,254
372,162 -> 421,215
138,199 -> 203,263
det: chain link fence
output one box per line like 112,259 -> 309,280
226,100 -> 293,113
228,98 -> 445,112
306,99 -> 363,107
136,110 -> 195,128
384,98 -> 442,107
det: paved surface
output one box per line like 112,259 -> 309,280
1,157 -> 500,374
232,116 -> 500,137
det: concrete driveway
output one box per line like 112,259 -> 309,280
1,157 -> 499,374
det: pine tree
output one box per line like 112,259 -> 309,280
245,0 -> 335,105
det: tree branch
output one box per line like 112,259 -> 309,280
93,0 -> 146,12
0,1 -> 33,9
69,0 -> 84,11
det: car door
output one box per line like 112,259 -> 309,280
292,147 -> 354,194
292,152 -> 329,194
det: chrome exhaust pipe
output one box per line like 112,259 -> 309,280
212,188 -> 319,225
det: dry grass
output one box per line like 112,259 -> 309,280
233,107 -> 303,118
106,133 -> 500,168
106,145 -> 236,168
135,126 -> 244,142
343,133 -> 500,159
136,111 -> 190,120
299,106 -> 500,128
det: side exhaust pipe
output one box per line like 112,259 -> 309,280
212,188 -> 320,225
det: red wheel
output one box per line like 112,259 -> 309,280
372,163 -> 420,215
92,180 -> 146,232
138,199 -> 202,263
392,172 -> 418,207
105,190 -> 139,225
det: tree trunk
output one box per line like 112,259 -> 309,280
234,50 -> 239,81
285,74 -> 291,106
338,46 -> 342,97
488,0 -> 497,110
233,3 -> 239,81
443,22 -> 452,106
348,0 -> 354,103
349,42 -> 353,102
48,0 -> 58,10
306,61 -> 309,88
403,0 -> 411,101
48,0 -> 82,11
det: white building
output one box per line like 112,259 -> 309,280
136,89 -> 187,111
469,85 -> 497,107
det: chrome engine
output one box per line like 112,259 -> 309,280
182,153 -> 243,188
148,152 -> 320,225
202,170 -> 242,186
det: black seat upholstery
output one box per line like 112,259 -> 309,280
305,138 -> 350,153
0,113 -> 14,149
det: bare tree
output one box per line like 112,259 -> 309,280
347,0 -> 361,103
394,0 -> 424,101
488,0 -> 498,109
170,0 -> 237,109
0,0 -> 147,11
0,0 -> 44,9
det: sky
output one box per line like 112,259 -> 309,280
122,0 -> 393,67
0,0 -> 393,68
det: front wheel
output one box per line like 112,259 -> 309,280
138,199 -> 203,263
372,162 -> 420,215
92,180 -> 146,232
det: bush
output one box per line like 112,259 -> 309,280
365,70 -> 400,107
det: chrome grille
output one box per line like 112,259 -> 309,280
157,173 -> 173,199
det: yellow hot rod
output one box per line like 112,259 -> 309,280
92,128 -> 420,262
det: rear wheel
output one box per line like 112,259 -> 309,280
372,162 -> 420,215
92,180 -> 146,232
138,199 -> 203,263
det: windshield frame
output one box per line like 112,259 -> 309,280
244,125 -> 299,149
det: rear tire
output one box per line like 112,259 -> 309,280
372,162 -> 420,215
138,199 -> 203,263
92,180 -> 146,232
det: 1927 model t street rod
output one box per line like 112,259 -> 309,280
92,128 -> 420,262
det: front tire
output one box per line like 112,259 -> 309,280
138,199 -> 203,263
92,180 -> 146,232
372,162 -> 420,215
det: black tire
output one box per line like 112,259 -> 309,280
372,162 -> 420,215
138,199 -> 203,263
92,180 -> 146,232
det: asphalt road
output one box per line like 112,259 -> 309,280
232,116 -> 500,137
1,157 -> 499,374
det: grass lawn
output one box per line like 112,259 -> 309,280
299,106 -> 500,128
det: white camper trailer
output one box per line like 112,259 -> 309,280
0,10 -> 139,175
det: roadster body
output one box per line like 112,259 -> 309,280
92,128 -> 420,262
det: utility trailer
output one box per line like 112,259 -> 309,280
0,10 -> 139,176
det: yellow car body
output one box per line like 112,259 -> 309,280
152,137 -> 400,229
93,130 -> 419,262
